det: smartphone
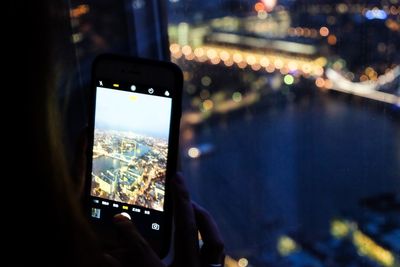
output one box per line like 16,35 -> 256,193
85,54 -> 182,259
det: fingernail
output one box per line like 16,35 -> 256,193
113,213 -> 131,223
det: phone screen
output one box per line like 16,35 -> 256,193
89,80 -> 173,238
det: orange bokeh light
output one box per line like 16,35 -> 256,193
319,27 -> 330,37
327,34 -> 337,45
315,78 -> 325,88
254,2 -> 265,12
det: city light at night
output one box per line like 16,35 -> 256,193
65,0 -> 400,266
165,1 -> 400,265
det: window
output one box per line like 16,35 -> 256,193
168,0 -> 400,266
65,0 -> 399,265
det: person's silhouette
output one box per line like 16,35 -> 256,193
20,1 -> 225,266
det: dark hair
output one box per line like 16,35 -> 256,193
23,1 -> 104,266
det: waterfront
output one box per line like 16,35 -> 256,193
91,130 -> 168,211
66,0 -> 400,264
180,91 -> 400,264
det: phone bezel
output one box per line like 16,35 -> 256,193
85,54 -> 182,259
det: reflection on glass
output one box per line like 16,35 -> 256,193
168,0 -> 400,266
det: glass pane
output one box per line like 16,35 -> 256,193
168,0 -> 400,266
69,1 -> 134,85
69,0 -> 169,86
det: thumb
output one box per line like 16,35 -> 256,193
110,214 -> 165,267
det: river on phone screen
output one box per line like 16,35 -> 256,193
92,142 -> 150,176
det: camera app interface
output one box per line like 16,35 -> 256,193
90,86 -> 172,212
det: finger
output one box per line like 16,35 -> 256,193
103,253 -> 122,267
193,203 -> 225,266
111,214 -> 165,267
171,172 -> 200,267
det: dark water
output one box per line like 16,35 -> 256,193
93,143 -> 151,176
123,143 -> 150,158
180,93 -> 400,258
92,156 -> 126,176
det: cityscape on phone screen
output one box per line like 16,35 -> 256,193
90,82 -> 172,213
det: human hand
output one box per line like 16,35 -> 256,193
107,173 -> 225,267
171,173 -> 225,267
107,214 -> 165,267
